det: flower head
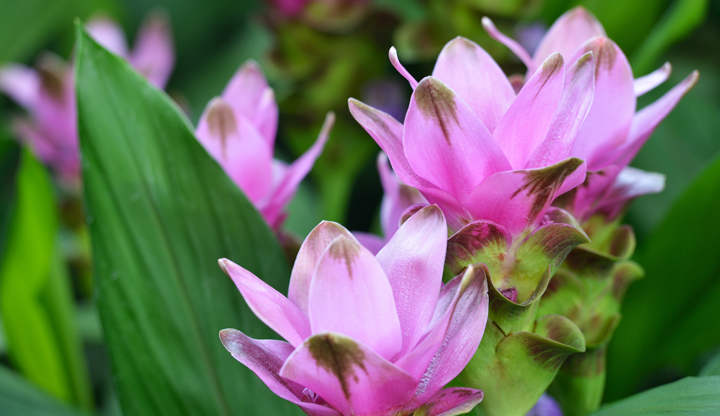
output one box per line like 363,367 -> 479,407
0,12 -> 174,185
195,61 -> 333,229
219,205 -> 488,415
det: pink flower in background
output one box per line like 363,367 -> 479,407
195,61 -> 333,229
349,37 -> 594,238
0,12 -> 174,185
354,152 -> 427,254
483,7 -> 698,221
219,205 -> 488,416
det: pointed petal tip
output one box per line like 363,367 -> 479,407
218,258 -> 230,275
389,46 -> 419,89
480,16 -> 494,30
541,52 -> 564,73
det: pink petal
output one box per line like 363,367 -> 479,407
525,52 -> 595,169
570,37 -> 636,170
195,98 -> 273,204
219,329 -> 340,416
464,158 -> 586,236
431,37 -> 516,133
494,53 -> 565,169
404,76 -> 511,202
610,70 -> 699,168
634,62 -> 672,96
34,54 -> 76,149
308,236 -> 402,359
411,387 -> 484,416
532,6 -> 606,69
222,60 -> 278,144
417,187 -> 474,233
86,16 -> 129,57
261,112 -> 333,228
597,166 -> 665,213
526,393 -> 563,416
0,64 -> 39,109
377,152 -> 427,240
219,259 -> 310,347
566,165 -> 622,221
389,47 -> 418,89
271,0 -> 308,17
279,333 -> 417,415
481,17 -> 535,71
375,205 -> 447,357
130,11 -> 175,89
352,232 -> 386,255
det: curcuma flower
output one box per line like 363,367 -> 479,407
0,12 -> 174,185
195,61 -> 333,230
218,205 -> 489,416
483,6 -> 698,224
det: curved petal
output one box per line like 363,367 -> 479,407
525,52 -> 595,169
570,37 -> 636,169
389,46 -> 418,89
261,112 -> 333,227
533,6 -> 606,68
417,186 -> 473,232
404,76 -> 510,202
634,62 -> 672,96
410,387 -> 484,416
482,17 -> 535,71
86,16 -> 128,56
352,232 -> 386,255
195,98 -> 273,204
130,11 -> 175,89
464,158 -> 586,235
0,64 -> 39,109
432,37 -> 516,133
279,333 -> 417,416
565,165 -> 622,221
376,205 -> 447,357
219,259 -> 310,347
494,53 -> 565,169
219,329 -> 340,416
309,236 -> 402,359
222,60 -> 278,144
377,152 -> 427,241
289,221 -> 355,316
596,167 -> 665,218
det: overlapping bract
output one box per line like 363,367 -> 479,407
219,205 -> 489,416
195,61 -> 332,229
0,13 -> 174,185
484,6 -> 698,222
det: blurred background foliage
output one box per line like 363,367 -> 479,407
1,0 -> 720,414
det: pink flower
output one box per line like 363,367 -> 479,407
483,7 -> 698,221
354,152 -> 427,254
349,37 -> 594,238
0,12 -> 174,185
219,205 -> 488,416
195,61 -> 333,229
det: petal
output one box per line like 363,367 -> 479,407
376,205 -> 447,357
432,37 -> 516,133
86,16 -> 128,56
404,76 -> 511,202
309,236 -> 402,359
564,165 -> 622,221
411,387 -> 484,416
195,98 -> 273,204
130,11 -> 175,89
219,329 -> 340,416
279,333 -> 417,415
389,46 -> 418,89
532,6 -> 606,69
417,187 -> 473,232
570,37 -> 636,169
609,70 -> 699,168
597,166 -> 665,215
526,393 -> 563,416
219,259 -> 310,347
634,62 -> 672,97
261,112 -> 333,227
525,52 -> 595,169
464,158 -> 586,236
494,53 -> 565,170
289,221 -> 355,316
377,152 -> 427,241
0,64 -> 39,109
222,60 -> 278,144
482,17 -> 535,71
352,232 -> 386,255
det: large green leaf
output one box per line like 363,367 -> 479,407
699,350 -> 720,377
0,149 -> 92,410
0,366 -> 87,416
75,24 -> 301,416
606,152 -> 720,399
592,376 -> 720,415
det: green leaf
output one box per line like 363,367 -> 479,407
0,134 -> 21,262
699,351 -> 720,377
606,152 -> 720,399
0,149 -> 92,410
75,24 -> 302,416
0,366 -> 87,416
591,376 -> 720,415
